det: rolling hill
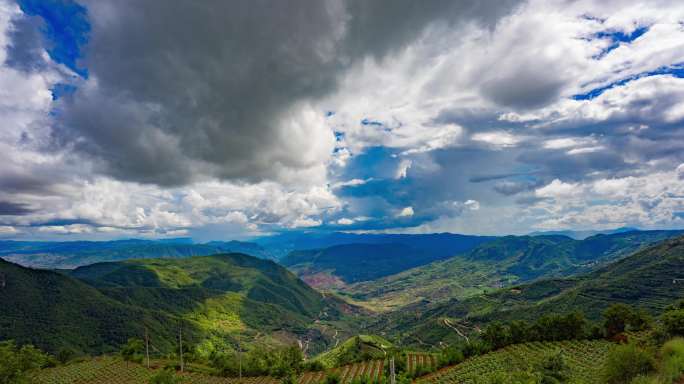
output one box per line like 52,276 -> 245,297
374,233 -> 684,347
344,230 -> 683,311
0,253 -> 352,356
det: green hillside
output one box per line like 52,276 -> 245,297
0,253 -> 351,356
0,258 -> 189,355
375,234 -> 684,347
311,335 -> 393,368
345,230 -> 682,311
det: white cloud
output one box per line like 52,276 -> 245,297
0,225 -> 17,235
471,131 -> 521,148
395,159 -> 412,179
397,206 -> 414,217
535,179 -> 580,199
336,218 -> 354,225
464,200 -> 480,211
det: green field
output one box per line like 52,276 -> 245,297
30,356 -> 280,384
417,339 -> 613,384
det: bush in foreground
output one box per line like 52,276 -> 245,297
601,343 -> 655,384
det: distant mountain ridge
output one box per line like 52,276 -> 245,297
279,234 -> 497,289
257,232 -> 497,259
527,226 -> 640,240
0,239 -> 276,269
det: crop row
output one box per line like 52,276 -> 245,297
418,339 -> 612,384
31,357 -> 276,384
299,360 -> 384,384
406,353 -> 437,374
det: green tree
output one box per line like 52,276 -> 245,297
509,320 -> 530,344
603,304 -> 634,338
483,322 -> 510,349
662,309 -> 684,336
630,308 -> 653,331
120,338 -> 145,364
149,368 -> 180,384
0,341 -> 51,384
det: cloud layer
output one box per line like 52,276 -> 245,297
1,0 -> 683,239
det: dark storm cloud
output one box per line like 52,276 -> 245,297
0,201 -> 34,216
480,69 -> 566,110
26,0 -> 522,186
493,180 -> 542,196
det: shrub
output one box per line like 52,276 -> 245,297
538,351 -> 568,384
56,348 -> 77,364
120,338 -> 145,364
303,359 -> 325,371
438,346 -> 464,367
149,368 -> 181,384
463,339 -> 491,358
324,372 -> 341,384
602,343 -> 655,384
660,338 -> 684,383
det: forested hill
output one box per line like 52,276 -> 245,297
279,234 -> 496,289
0,253 -> 344,356
374,234 -> 684,347
344,230 -> 683,310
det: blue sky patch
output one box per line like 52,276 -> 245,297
572,62 -> 684,100
593,26 -> 649,59
17,0 -> 90,78
361,118 -> 383,126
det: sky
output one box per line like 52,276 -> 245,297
0,0 -> 684,240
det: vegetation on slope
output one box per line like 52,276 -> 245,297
370,234 -> 684,346
345,230 -> 683,311
0,258 -> 190,355
312,335 -> 392,368
0,253 -> 354,357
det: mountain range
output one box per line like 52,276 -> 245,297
2,228 -> 684,369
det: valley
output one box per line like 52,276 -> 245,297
3,229 -> 684,384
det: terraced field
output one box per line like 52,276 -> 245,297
406,352 -> 437,374
30,357 -> 279,384
298,360 -> 384,384
417,339 -> 613,384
